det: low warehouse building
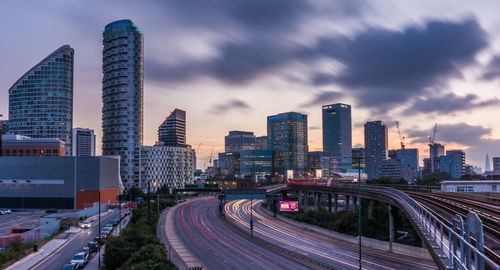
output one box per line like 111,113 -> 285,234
0,156 -> 122,209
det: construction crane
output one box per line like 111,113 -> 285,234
428,123 -> 438,145
208,145 -> 214,167
395,121 -> 405,150
196,143 -> 202,154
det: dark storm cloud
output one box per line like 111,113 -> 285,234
210,98 -> 252,115
145,0 -> 367,85
301,91 -> 345,107
481,56 -> 500,80
404,93 -> 500,114
406,123 -> 491,145
310,19 -> 488,111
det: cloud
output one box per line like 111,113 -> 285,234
481,56 -> 500,80
210,98 -> 252,115
301,91 -> 345,107
406,123 -> 491,145
309,18 -> 488,112
403,93 -> 500,114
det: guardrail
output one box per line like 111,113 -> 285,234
290,184 -> 500,270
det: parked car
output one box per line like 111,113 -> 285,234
3,209 -> 12,214
100,231 -> 108,239
62,263 -> 77,270
45,208 -> 57,213
87,241 -> 98,252
70,252 -> 87,267
78,221 -> 91,229
0,210 -> 5,215
94,236 -> 103,245
80,247 -> 90,260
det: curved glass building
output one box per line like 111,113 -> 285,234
8,45 -> 74,155
102,19 -> 144,188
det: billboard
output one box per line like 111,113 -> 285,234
279,201 -> 299,212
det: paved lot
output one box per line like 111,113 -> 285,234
0,211 -> 46,234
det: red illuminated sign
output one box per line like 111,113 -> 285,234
279,201 -> 299,212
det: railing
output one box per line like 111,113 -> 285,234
290,183 -> 500,270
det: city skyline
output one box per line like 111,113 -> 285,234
2,1 -> 500,169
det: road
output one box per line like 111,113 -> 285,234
173,197 -> 309,270
226,199 -> 438,270
30,211 -> 117,270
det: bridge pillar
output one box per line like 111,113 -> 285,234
328,193 -> 332,213
334,194 -> 338,213
313,192 -> 319,210
317,192 -> 322,211
367,200 -> 374,219
298,191 -> 304,207
388,205 -> 394,252
353,196 -> 358,212
345,195 -> 350,210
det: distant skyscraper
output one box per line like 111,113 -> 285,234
225,131 -> 255,153
492,157 -> 500,175
102,19 -> 144,188
351,148 -> 365,171
364,121 -> 388,179
158,109 -> 186,146
8,45 -> 74,155
267,112 -> 308,176
429,143 -> 445,173
322,104 -> 352,170
255,136 -> 268,150
440,150 -> 465,179
72,128 -> 96,156
485,154 -> 492,173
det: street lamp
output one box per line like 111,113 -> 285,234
345,156 -> 363,270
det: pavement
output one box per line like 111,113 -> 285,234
5,210 -> 115,270
163,197 -> 309,270
225,199 -> 438,270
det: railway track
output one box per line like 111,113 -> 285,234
407,192 -> 500,265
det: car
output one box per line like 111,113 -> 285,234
80,247 -> 90,260
102,227 -> 112,234
78,221 -> 91,229
111,218 -> 119,226
45,208 -> 57,213
62,263 -> 77,270
87,241 -> 98,252
3,209 -> 12,214
100,231 -> 108,239
9,208 -> 19,212
94,236 -> 104,244
0,210 -> 5,215
70,252 -> 87,267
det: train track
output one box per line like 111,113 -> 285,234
407,192 -> 500,265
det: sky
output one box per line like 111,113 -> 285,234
1,0 -> 500,170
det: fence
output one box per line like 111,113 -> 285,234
76,204 -> 108,219
0,218 -> 60,248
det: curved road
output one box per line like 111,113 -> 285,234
226,199 -> 437,270
173,197 -> 309,270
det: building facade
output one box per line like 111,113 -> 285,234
308,151 -> 343,177
364,121 -> 388,179
0,156 -> 121,209
225,131 -> 255,153
240,150 -> 273,177
158,109 -> 186,146
322,104 -> 352,170
351,148 -> 365,171
267,112 -> 308,176
138,145 -> 194,191
8,45 -> 74,155
493,157 -> 500,175
429,143 -> 445,174
440,150 -> 465,180
102,19 -> 144,189
2,135 -> 65,157
72,128 -> 95,156
217,152 -> 241,176
255,136 -> 268,150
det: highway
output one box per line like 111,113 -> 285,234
30,211 -> 116,270
173,197 -> 310,270
226,199 -> 438,270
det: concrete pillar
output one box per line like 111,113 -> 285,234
316,192 -> 321,211
328,193 -> 332,213
313,192 -> 319,210
367,200 -> 374,219
298,191 -> 304,206
353,196 -> 358,212
388,205 -> 394,252
345,195 -> 350,210
334,194 -> 338,213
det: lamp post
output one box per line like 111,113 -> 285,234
250,193 -> 254,238
345,156 -> 363,270
98,189 -> 101,268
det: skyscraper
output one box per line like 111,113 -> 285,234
225,131 -> 255,153
72,128 -> 96,156
158,109 -> 186,146
8,45 -> 74,155
440,150 -> 465,179
429,143 -> 445,173
364,121 -> 388,179
102,20 -> 144,188
322,103 -> 352,170
485,154 -> 492,173
267,112 -> 308,176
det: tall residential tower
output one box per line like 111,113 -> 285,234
8,45 -> 74,155
102,20 -> 144,188
158,109 -> 186,146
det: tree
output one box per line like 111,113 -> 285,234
103,236 -> 133,270
417,172 -> 450,186
367,177 -> 407,185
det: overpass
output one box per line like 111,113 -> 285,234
275,183 -> 500,270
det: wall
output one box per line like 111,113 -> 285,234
76,188 -> 118,210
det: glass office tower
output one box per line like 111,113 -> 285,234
9,45 -> 74,155
364,121 -> 388,179
322,103 -> 352,170
102,19 -> 144,188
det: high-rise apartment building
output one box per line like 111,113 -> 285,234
102,19 -> 144,188
267,112 -> 308,176
429,143 -> 445,173
364,121 -> 388,179
225,131 -> 255,153
158,109 -> 186,146
8,45 -> 74,155
72,128 -> 96,156
440,150 -> 465,179
322,104 -> 352,170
